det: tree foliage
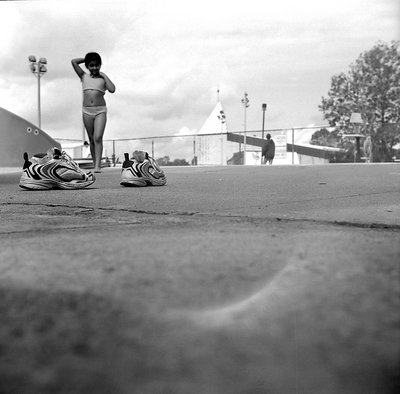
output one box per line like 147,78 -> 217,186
320,41 -> 400,128
156,156 -> 190,166
310,127 -> 359,163
317,41 -> 400,161
310,128 -> 340,147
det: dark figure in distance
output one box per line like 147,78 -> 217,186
262,133 -> 275,165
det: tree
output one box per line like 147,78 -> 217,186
310,128 -> 340,147
170,158 -> 189,166
156,156 -> 190,166
156,156 -> 170,166
318,41 -> 400,161
310,127 -> 356,163
350,41 -> 400,124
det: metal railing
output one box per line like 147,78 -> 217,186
56,125 -> 331,166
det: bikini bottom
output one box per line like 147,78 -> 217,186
82,106 -> 107,119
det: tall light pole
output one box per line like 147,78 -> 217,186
218,109 -> 226,165
28,55 -> 47,128
241,92 -> 250,165
262,103 -> 267,140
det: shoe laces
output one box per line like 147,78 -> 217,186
131,150 -> 148,163
59,151 -> 80,171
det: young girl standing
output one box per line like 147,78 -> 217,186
71,52 -> 115,172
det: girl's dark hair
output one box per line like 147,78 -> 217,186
84,52 -> 102,67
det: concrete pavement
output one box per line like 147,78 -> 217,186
0,164 -> 399,394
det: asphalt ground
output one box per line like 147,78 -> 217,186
0,164 -> 399,394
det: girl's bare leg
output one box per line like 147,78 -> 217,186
83,114 -> 95,167
93,113 -> 107,172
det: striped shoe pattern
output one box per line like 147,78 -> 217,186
19,148 -> 96,190
120,152 -> 167,187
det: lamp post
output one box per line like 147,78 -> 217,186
241,92 -> 250,165
218,109 -> 226,165
28,55 -> 47,128
261,103 -> 267,140
350,112 -> 362,162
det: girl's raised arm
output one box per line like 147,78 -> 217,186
100,72 -> 116,93
71,58 -> 85,79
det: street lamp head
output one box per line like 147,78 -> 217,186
350,112 -> 362,124
241,92 -> 250,107
262,103 -> 267,111
27,55 -> 47,129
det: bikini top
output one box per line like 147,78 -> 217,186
82,73 -> 106,93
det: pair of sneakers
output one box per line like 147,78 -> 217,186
19,147 -> 166,190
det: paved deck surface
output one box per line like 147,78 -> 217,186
0,164 -> 399,394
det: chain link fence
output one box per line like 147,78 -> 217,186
57,124 -> 400,166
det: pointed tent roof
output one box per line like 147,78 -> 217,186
198,101 -> 228,135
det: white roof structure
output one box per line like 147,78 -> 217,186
198,101 -> 228,136
196,101 -> 231,165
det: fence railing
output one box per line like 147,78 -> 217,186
56,125 -> 331,166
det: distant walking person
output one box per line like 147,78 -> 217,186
71,52 -> 115,173
363,135 -> 372,163
262,133 -> 275,165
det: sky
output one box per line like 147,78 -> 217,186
0,0 -> 399,155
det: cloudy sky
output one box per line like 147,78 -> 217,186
0,0 -> 398,147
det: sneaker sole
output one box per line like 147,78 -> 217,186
19,179 -> 55,190
120,179 -> 151,187
120,178 -> 166,187
19,178 -> 95,190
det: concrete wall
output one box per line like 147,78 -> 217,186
0,107 -> 61,167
